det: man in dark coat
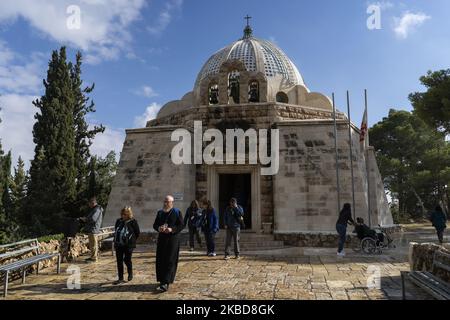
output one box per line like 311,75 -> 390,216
79,197 -> 103,263
153,195 -> 184,292
430,206 -> 447,244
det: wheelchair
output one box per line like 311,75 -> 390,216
352,225 -> 396,254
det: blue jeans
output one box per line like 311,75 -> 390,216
205,232 -> 216,254
336,224 -> 347,253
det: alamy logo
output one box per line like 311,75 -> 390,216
171,121 -> 280,176
366,265 -> 381,289
367,4 -> 382,30
66,265 -> 81,290
66,5 -> 81,30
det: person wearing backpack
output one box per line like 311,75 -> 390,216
184,200 -> 203,251
113,206 -> 140,285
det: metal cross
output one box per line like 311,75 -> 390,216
244,15 -> 252,27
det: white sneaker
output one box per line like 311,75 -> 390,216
337,251 -> 346,257
211,252 -> 217,257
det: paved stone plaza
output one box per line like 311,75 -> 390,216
3,225 -> 447,300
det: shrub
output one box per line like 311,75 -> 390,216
38,234 -> 65,243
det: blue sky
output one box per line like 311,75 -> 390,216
0,0 -> 449,166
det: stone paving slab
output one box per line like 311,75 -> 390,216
3,225 -> 444,300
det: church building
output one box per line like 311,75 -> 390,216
104,21 -> 393,238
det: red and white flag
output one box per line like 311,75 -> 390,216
360,106 -> 368,151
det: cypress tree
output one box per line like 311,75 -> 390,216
26,47 -> 77,235
88,156 -> 97,199
70,52 -> 104,215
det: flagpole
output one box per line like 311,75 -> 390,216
332,93 -> 341,212
365,89 -> 372,227
347,91 -> 356,220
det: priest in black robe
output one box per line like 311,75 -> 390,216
153,195 -> 184,292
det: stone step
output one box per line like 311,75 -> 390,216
179,232 -> 286,251
182,245 -> 286,252
181,240 -> 284,247
181,233 -> 277,240
182,241 -> 285,250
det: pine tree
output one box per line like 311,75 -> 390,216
1,151 -> 13,218
11,156 -> 27,223
87,152 -> 117,209
96,151 -> 117,209
70,52 -> 104,215
26,47 -> 77,236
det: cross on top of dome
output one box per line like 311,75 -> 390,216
243,14 -> 253,39
245,14 -> 252,26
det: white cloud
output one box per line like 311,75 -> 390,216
0,43 -> 44,94
132,85 -> 158,98
0,0 -> 147,64
0,94 -> 126,168
134,103 -> 162,128
147,0 -> 183,35
0,41 -> 125,167
394,12 -> 431,39
0,94 -> 38,168
90,125 -> 125,160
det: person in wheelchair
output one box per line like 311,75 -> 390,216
354,218 -> 384,244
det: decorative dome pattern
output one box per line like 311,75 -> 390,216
195,37 -> 304,88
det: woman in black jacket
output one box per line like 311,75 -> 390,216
336,203 -> 354,257
113,207 -> 140,285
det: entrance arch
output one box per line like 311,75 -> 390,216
206,165 -> 261,233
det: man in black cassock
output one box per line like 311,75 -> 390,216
153,195 -> 184,292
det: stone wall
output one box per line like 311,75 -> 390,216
147,103 -> 345,129
104,127 -> 196,231
274,225 -> 401,248
367,147 -> 394,226
409,242 -> 450,282
108,102 -> 391,234
144,103 -> 346,233
274,232 -> 359,248
273,120 -> 393,233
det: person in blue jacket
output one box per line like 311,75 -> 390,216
201,200 -> 219,257
183,200 -> 203,251
430,205 -> 447,244
224,198 -> 244,260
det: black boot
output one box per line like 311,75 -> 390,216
157,283 -> 169,292
113,279 -> 125,285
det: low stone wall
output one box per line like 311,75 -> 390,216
409,242 -> 450,282
274,232 -> 359,248
275,225 -> 402,248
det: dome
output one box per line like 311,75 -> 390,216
194,28 -> 304,89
